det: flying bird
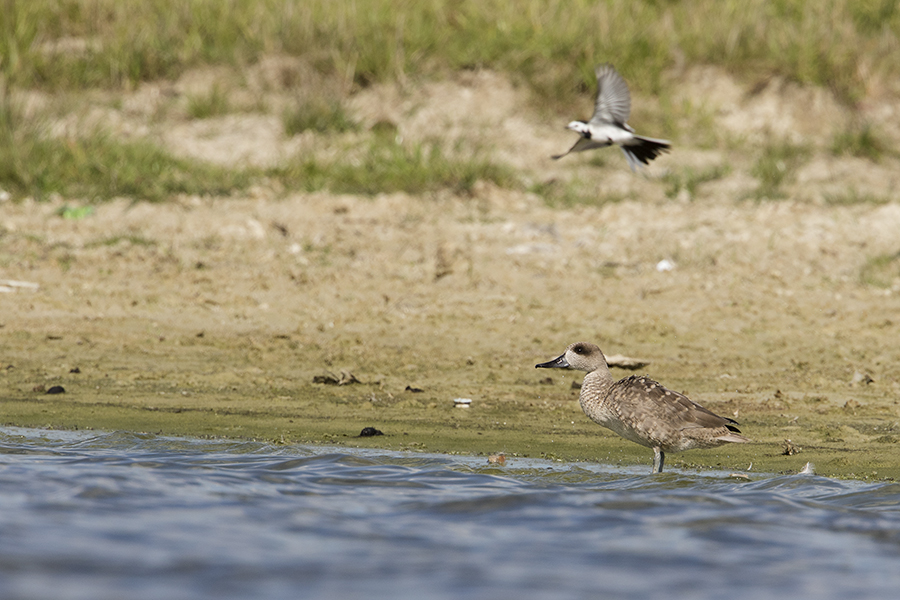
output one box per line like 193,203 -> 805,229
536,342 -> 749,473
553,64 -> 670,170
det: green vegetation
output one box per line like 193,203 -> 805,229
831,122 -> 891,162
0,98 -> 254,202
1,81 -> 513,200
283,98 -> 358,136
276,138 -> 517,196
653,98 -> 720,150
749,140 -> 811,200
860,252 -> 900,288
663,164 -> 731,200
2,1 -> 899,204
1,101 -> 511,200
531,178 -> 628,208
3,0 -> 898,106
824,189 -> 891,206
56,204 -> 96,219
187,84 -> 231,119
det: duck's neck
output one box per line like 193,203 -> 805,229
579,361 -> 615,413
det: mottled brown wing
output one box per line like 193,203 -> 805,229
611,375 -> 735,431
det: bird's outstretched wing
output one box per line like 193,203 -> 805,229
552,135 -> 610,160
591,63 -> 631,126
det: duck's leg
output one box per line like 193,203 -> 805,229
651,448 -> 665,474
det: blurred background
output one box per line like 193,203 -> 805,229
2,0 -> 899,204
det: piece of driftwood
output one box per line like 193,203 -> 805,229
604,354 -> 650,370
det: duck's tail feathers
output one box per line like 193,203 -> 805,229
717,432 -> 752,444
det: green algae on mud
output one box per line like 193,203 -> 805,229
2,377 -> 899,481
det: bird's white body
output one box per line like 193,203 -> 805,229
554,64 -> 670,170
567,120 -> 634,144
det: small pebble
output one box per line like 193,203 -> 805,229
453,398 -> 472,409
46,385 -> 66,395
851,371 -> 874,386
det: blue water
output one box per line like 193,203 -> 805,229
1,427 -> 898,600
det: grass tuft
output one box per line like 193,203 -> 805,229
749,140 -> 811,200
275,138 -> 516,196
56,204 -> 96,219
187,84 -> 231,119
283,98 -> 357,136
823,189 -> 890,206
663,164 -> 731,200
531,179 -> 627,208
860,252 -> 900,288
2,89 -> 515,201
831,122 -> 890,162
0,96 -> 254,202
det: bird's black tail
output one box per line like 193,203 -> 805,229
621,136 -> 671,170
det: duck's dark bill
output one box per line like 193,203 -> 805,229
535,354 -> 570,369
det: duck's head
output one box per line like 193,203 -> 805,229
536,342 -> 606,372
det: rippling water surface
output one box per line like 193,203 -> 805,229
1,426 -> 899,600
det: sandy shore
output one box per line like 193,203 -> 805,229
3,67 -> 900,479
3,188 -> 900,479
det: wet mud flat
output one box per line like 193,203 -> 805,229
3,192 -> 900,479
